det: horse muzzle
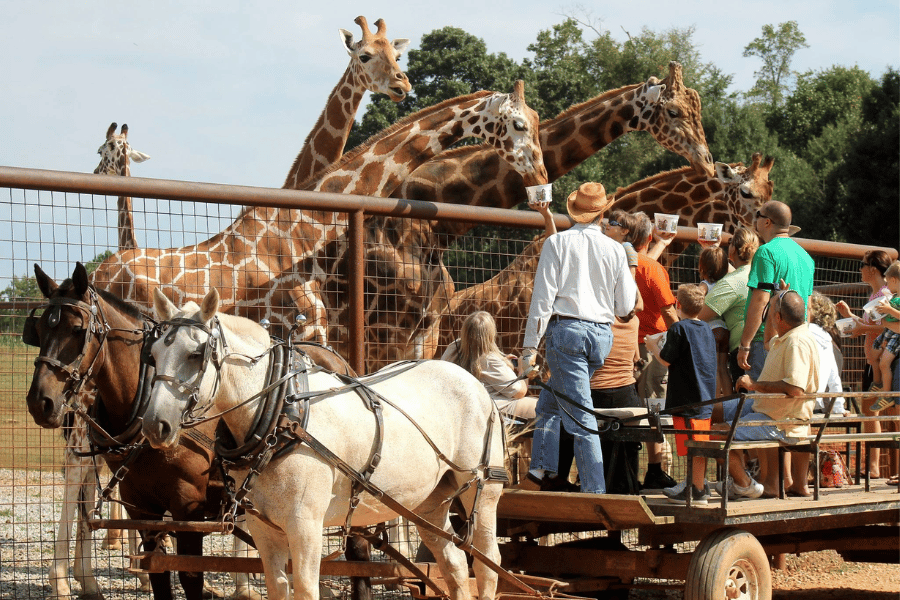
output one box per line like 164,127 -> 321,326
141,412 -> 181,450
25,389 -> 66,429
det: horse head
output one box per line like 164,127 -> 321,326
25,262 -> 100,428
143,287 -> 271,450
25,262 -> 149,429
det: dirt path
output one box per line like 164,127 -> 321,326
771,550 -> 899,599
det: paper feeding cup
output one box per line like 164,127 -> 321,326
835,318 -> 855,337
698,222 -> 723,241
654,213 -> 679,233
863,298 -> 887,321
526,183 -> 553,208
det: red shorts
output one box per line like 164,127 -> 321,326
673,416 -> 711,457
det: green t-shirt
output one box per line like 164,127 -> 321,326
743,237 -> 815,341
704,264 -> 750,351
884,295 -> 900,323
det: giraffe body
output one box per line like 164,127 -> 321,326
437,154 -> 775,354
92,83 -> 546,371
394,62 -> 714,240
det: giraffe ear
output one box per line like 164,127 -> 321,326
200,289 -> 220,323
153,288 -> 178,322
127,148 -> 151,163
645,84 -> 665,105
393,38 -> 410,56
339,29 -> 356,54
715,162 -> 737,182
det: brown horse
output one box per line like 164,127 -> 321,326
24,262 -> 374,600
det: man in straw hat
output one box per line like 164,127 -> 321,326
519,182 -> 638,493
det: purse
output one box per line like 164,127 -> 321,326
818,449 -> 850,488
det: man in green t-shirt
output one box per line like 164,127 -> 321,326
736,201 -> 815,380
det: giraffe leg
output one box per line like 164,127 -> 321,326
72,464 -> 104,600
100,484 -> 124,550
50,451 -> 79,599
230,515 -> 263,600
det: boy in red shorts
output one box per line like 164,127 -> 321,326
645,284 -> 717,504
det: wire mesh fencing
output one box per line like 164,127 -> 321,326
0,168 -> 894,598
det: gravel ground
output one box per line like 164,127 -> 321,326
2,468 -> 897,599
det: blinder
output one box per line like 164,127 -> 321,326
22,308 -> 40,347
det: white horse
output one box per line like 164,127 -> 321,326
140,287 -> 507,600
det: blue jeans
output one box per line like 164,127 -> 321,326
530,319 -> 613,493
731,412 -> 796,443
747,339 -> 767,380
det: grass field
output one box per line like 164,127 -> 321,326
0,332 -> 65,471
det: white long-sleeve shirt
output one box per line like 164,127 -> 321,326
523,223 -> 637,349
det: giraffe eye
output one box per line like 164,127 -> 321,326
512,120 -> 526,132
667,109 -> 679,118
740,188 -> 754,199
359,54 -> 372,63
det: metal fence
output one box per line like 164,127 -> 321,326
0,165 -> 894,598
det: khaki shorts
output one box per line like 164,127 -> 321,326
637,343 -> 668,402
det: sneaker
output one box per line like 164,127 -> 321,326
715,476 -> 764,500
746,457 -> 761,480
869,395 -> 897,413
663,479 -> 688,497
641,470 -> 678,490
666,482 -> 710,505
862,383 -> 883,401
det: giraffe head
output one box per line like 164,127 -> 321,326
638,62 -> 714,177
94,122 -> 150,176
340,16 -> 411,102
477,80 -> 548,187
714,153 -> 775,226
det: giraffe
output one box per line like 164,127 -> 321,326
91,82 -> 546,372
283,16 -> 410,188
393,61 -> 714,240
436,154 -> 775,355
93,122 -> 150,250
47,124 -> 153,599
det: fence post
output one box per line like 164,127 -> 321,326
348,209 -> 366,374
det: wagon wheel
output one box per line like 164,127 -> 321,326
685,528 -> 771,600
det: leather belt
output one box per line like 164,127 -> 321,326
552,314 -> 580,322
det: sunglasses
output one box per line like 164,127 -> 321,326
607,220 -> 623,228
761,288 -> 800,323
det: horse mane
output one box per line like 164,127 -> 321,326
292,90 -> 496,190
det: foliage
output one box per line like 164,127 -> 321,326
743,21 -> 809,109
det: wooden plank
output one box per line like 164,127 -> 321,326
497,489 -> 670,529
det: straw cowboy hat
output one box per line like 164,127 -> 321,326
566,182 -> 613,223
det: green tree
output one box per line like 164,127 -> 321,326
743,21 -> 808,109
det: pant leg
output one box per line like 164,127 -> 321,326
543,320 -> 613,493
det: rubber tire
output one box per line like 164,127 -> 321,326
685,528 -> 772,600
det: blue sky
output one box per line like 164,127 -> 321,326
1,1 -> 897,188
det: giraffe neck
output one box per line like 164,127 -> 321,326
283,66 -> 367,189
117,196 -> 137,250
539,83 -> 644,178
309,90 -> 498,197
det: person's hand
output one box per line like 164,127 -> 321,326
835,300 -> 852,319
737,346 -> 751,370
735,374 -> 754,393
528,196 -> 551,211
848,320 -> 865,337
697,238 -> 721,249
519,348 -> 538,379
652,227 -> 677,246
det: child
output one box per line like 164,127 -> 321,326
645,284 -> 717,504
870,260 -> 900,412
698,246 -> 731,397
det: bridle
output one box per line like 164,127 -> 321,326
144,316 -> 228,427
23,287 -> 114,409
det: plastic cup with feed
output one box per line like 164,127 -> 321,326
526,183 -> 553,209
835,318 -> 855,337
698,222 -> 723,242
654,213 -> 679,234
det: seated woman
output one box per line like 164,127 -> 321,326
441,311 -> 536,421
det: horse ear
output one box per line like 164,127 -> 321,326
34,263 -> 57,298
73,262 -> 89,296
200,289 -> 220,323
152,288 -> 177,321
